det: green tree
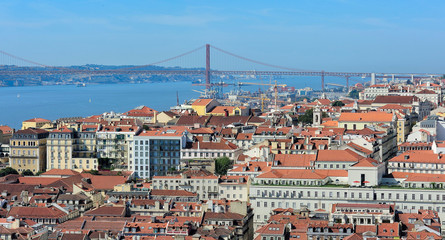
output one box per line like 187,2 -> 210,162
298,109 -> 329,124
0,167 -> 19,177
348,89 -> 360,99
88,170 -> 100,175
331,100 -> 345,107
215,157 -> 232,175
35,171 -> 45,176
22,169 -> 34,176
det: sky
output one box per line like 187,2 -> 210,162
1,0 -> 445,73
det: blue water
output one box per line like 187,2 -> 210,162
0,81 -> 201,129
0,76 -> 357,129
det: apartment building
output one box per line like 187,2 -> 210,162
152,169 -> 219,200
131,127 -> 187,179
181,136 -> 242,162
46,127 -> 97,171
96,125 -> 139,170
9,128 -> 49,174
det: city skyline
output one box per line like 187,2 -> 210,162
1,0 -> 445,73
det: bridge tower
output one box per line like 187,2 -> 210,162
205,44 -> 211,89
321,70 -> 325,92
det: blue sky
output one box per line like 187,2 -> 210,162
1,0 -> 445,73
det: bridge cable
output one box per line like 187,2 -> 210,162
210,45 -> 314,72
114,45 -> 206,71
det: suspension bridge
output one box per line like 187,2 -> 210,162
0,44 -> 442,91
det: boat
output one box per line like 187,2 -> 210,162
77,83 -> 86,87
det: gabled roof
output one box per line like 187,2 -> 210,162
316,149 -> 363,162
338,112 -> 393,122
84,206 -> 126,217
256,223 -> 286,235
192,99 -> 216,106
389,150 -> 444,164
8,206 -> 67,219
373,95 -> 416,104
350,158 -> 380,168
0,126 -> 13,134
417,89 -> 436,94
257,169 -> 327,179
208,106 -> 236,114
124,106 -> 156,117
274,154 -> 316,167
23,118 -> 51,123
41,169 -> 80,176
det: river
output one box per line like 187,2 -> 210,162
0,76 -> 338,129
0,81 -> 201,129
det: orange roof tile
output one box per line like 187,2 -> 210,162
316,149 -> 363,162
192,99 -> 215,106
338,112 -> 393,122
23,118 -> 51,123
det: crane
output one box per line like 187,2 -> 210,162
237,95 -> 270,112
238,81 -> 286,112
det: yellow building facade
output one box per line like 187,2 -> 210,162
191,99 -> 220,116
22,118 -> 53,130
47,128 -> 98,171
9,128 -> 49,174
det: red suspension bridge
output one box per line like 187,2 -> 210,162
0,44 -> 442,91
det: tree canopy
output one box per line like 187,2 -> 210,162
348,89 -> 360,99
22,169 -> 34,176
215,157 -> 232,175
298,108 -> 329,125
0,167 -> 19,177
332,100 -> 345,107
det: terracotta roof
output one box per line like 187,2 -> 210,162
257,169 -> 327,180
15,128 -> 48,135
406,231 -> 441,240
52,127 -> 72,133
377,222 -> 399,237
176,115 -> 209,126
8,206 -> 67,219
189,127 -> 214,134
373,95 -> 416,104
18,177 -> 61,185
150,189 -> 197,197
321,120 -> 338,127
209,106 -> 236,114
369,84 -> 389,88
23,118 -> 51,123
41,169 -> 80,176
84,206 -> 126,217
192,99 -> 215,106
274,154 -> 316,167
347,142 -> 373,155
343,234 -> 363,240
389,150 -> 444,164
355,225 -> 376,234
256,223 -> 286,235
0,126 -> 13,134
124,106 -> 156,117
338,112 -> 393,122
187,137 -> 238,150
235,133 -> 253,140
351,158 -> 380,168
204,212 -> 244,221
316,149 -> 363,162
229,161 -> 272,173
377,104 -> 411,110
138,126 -> 188,137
